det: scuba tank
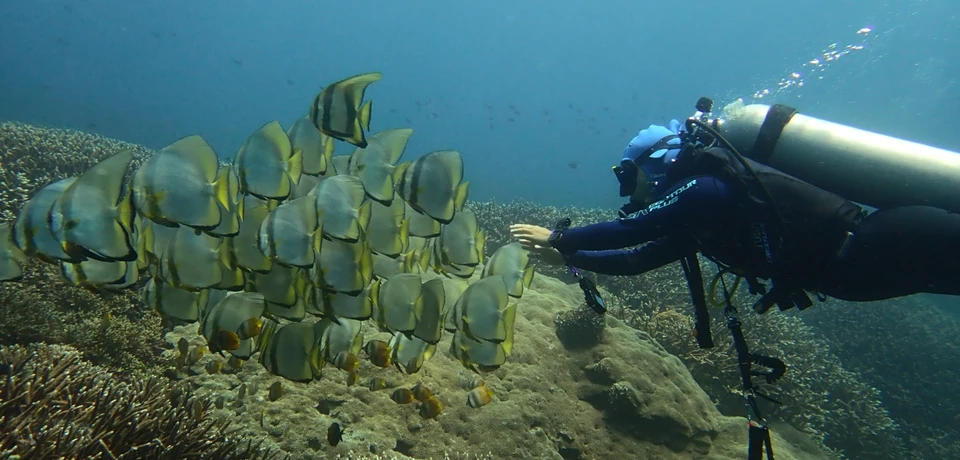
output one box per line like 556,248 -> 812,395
716,101 -> 960,213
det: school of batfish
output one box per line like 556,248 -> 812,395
0,72 -> 537,416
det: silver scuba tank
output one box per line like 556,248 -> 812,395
716,101 -> 960,213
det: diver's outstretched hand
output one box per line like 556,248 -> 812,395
510,224 -> 551,247
509,224 -> 565,266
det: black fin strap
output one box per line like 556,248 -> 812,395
680,253 -> 714,349
748,422 -> 775,460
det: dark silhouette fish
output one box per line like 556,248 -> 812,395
327,422 -> 344,446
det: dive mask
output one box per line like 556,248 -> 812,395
613,134 -> 682,200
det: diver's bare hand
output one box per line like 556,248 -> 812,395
509,224 -> 552,248
528,246 -> 566,266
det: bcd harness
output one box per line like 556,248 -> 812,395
679,101 -> 868,460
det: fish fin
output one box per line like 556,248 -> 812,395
320,135 -> 335,173
359,244 -> 373,284
288,147 -> 304,185
398,218 -> 410,254
137,219 -> 154,270
417,248 -> 431,272
313,225 -> 324,255
475,229 -> 487,264
393,161 -> 411,183
522,264 -> 536,289
358,100 -> 373,132
212,167 -> 233,214
369,278 -> 381,308
117,188 -> 136,238
357,201 -> 372,232
501,303 -> 518,354
454,181 -> 470,211
236,194 -> 246,221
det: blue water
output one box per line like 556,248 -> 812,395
1,0 -> 957,208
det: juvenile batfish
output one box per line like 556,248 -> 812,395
137,218 -> 178,270
451,328 -> 513,372
257,196 -> 322,268
287,115 -> 335,176
366,198 -> 409,257
289,173 -> 321,200
442,277 -> 470,332
323,318 -> 364,368
0,223 -> 27,281
437,207 -> 485,267
60,256 -> 128,287
411,278 -> 446,344
389,332 -> 436,374
482,242 -> 535,298
396,150 -> 469,224
13,178 -> 77,262
309,72 -> 382,148
234,196 -> 275,273
309,175 -> 371,242
132,135 -> 233,232
346,128 -> 413,203
372,251 -> 420,279
234,121 -> 303,200
404,203 -> 441,238
312,237 -> 372,295
200,292 -> 266,359
258,320 -> 329,382
320,280 -> 376,320
49,150 -> 137,262
142,277 -> 209,322
208,165 -> 242,237
456,276 -> 518,344
376,273 -> 424,335
160,226 -> 232,290
251,264 -> 301,306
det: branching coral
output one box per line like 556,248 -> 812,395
803,297 -> 960,459
0,260 -> 164,373
0,121 -> 154,221
0,343 -> 280,459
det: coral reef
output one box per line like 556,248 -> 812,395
164,272 -> 825,460
472,199 -> 918,459
0,122 -> 165,372
0,121 -> 154,221
2,124 -> 957,459
803,297 -> 960,459
0,343 -> 277,459
0,259 -> 164,373
554,306 -> 606,350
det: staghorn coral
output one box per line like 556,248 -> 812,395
0,257 -> 164,373
803,296 -> 960,459
0,121 -> 154,221
0,343 -> 280,459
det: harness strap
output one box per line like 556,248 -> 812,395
680,253 -> 714,349
750,104 -> 798,164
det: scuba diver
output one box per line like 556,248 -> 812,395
511,99 -> 960,459
510,110 -> 960,310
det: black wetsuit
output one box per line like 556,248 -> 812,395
550,149 -> 960,304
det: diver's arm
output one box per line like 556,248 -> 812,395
550,176 -> 735,254
564,236 -> 692,276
